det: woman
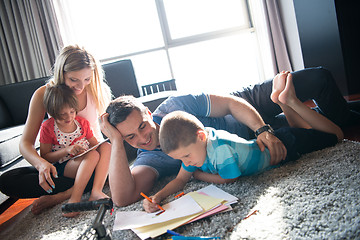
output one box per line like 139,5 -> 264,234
0,45 -> 112,214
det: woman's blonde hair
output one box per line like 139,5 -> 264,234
49,45 -> 112,113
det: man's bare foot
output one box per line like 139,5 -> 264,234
31,190 -> 71,215
270,71 -> 288,104
88,191 -> 109,201
278,73 -> 298,106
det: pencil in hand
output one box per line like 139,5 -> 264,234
140,192 -> 165,213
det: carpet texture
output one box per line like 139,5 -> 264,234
1,140 -> 359,240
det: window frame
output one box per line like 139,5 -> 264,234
101,0 -> 257,81
54,0 -> 272,94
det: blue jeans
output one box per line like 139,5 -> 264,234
274,127 -> 338,162
232,67 -> 351,130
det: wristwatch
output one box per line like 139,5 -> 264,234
254,124 -> 275,138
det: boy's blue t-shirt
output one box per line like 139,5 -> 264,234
182,127 -> 272,179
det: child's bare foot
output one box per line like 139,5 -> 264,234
278,73 -> 298,106
89,191 -> 109,201
270,71 -> 288,104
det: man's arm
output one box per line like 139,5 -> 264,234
208,95 -> 287,165
99,113 -> 157,207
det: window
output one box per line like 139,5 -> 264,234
53,0 -> 273,95
162,0 -> 249,39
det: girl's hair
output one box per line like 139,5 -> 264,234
43,84 -> 78,120
159,111 -> 205,154
48,45 -> 112,113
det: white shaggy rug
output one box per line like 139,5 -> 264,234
1,140 -> 359,240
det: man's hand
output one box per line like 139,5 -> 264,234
256,132 -> 287,165
99,113 -> 123,142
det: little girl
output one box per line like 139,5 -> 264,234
40,84 -> 109,217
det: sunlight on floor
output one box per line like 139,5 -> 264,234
230,187 -> 289,240
40,223 -> 89,240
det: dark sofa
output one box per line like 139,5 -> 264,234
0,77 -> 50,168
0,59 -> 175,203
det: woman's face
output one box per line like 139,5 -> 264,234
64,67 -> 93,95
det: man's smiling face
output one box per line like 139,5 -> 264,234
115,109 -> 159,150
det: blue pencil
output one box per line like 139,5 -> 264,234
171,236 -> 220,240
167,229 -> 183,236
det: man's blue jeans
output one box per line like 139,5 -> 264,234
232,67 -> 351,129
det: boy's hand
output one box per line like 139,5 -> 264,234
143,195 -> 162,213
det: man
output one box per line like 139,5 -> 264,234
100,67 -> 357,207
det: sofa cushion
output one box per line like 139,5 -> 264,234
0,125 -> 40,168
0,97 -> 12,129
102,59 -> 141,98
0,76 -> 49,128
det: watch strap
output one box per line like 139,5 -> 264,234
254,124 -> 274,138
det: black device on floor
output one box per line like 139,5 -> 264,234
61,198 -> 113,240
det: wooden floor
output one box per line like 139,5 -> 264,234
0,99 -> 359,228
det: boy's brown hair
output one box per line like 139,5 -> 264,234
159,111 -> 205,154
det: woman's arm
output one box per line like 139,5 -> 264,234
209,95 -> 287,165
20,86 -> 58,191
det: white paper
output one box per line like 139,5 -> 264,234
197,184 -> 238,205
113,194 -> 203,231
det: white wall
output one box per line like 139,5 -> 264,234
277,0 -> 304,71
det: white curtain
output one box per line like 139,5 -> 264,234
0,0 -> 63,85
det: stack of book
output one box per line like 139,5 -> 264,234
113,185 -> 238,239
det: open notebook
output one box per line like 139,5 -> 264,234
68,138 -> 109,160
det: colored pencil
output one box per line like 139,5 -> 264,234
140,192 -> 165,211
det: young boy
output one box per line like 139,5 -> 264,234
143,72 -> 343,213
40,84 -> 109,217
